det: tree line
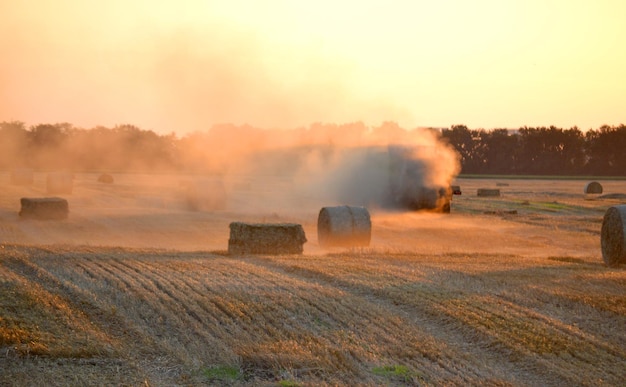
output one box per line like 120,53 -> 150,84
441,124 -> 625,176
0,120 -> 624,176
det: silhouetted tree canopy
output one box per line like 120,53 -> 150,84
441,124 -> 625,176
0,120 -> 624,176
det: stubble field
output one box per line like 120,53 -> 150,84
0,173 -> 625,386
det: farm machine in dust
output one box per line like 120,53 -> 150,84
386,145 -> 452,213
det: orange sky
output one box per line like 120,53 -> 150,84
1,0 -> 624,134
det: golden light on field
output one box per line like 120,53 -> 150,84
1,0 -> 624,133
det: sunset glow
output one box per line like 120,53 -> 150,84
1,0 -> 624,134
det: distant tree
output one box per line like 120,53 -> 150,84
517,126 -> 569,175
585,124 -> 626,175
481,129 -> 520,174
29,123 -> 70,148
441,125 -> 471,172
111,124 -> 177,171
0,119 -> 623,176
444,125 -> 590,176
0,121 -> 29,168
441,125 -> 486,174
27,123 -> 73,169
558,127 -> 586,174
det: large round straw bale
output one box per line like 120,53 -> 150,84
584,181 -> 603,194
97,173 -> 114,184
228,222 -> 307,255
47,172 -> 74,194
477,188 -> 500,197
11,168 -> 34,185
19,197 -> 69,220
601,205 -> 626,266
317,205 -> 371,247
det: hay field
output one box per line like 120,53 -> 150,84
1,172 -> 625,386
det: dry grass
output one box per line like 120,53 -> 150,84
1,245 -> 624,386
0,174 -> 625,386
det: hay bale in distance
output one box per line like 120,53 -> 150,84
97,173 -> 114,184
228,222 -> 307,255
477,188 -> 500,197
10,168 -> 34,185
584,181 -> 603,194
601,205 -> 626,266
19,197 -> 69,220
47,172 -> 73,194
317,206 -> 371,247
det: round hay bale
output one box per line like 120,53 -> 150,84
601,205 -> 626,266
477,188 -> 500,197
584,181 -> 603,194
317,206 -> 371,247
97,173 -> 114,184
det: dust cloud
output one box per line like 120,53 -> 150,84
1,122 -> 463,252
172,122 -> 460,211
1,122 -> 614,260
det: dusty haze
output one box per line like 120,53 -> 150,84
1,166 -> 621,262
1,120 -> 621,263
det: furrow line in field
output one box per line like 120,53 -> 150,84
75,256 -> 187,329
129,255 -> 448,379
222,259 -> 451,379
30,250 -> 221,382
80,256 -> 153,304
119,257 -> 263,340
101,257 -> 208,325
92,256 -> 242,367
246,256 -> 573,385
77,256 -> 193,339
86,257 -> 199,337
32,255 -> 143,324
78,255 -> 248,371
461,292 -> 624,360
500,289 -> 626,356
440,294 -> 626,384
524,285 -> 626,352
113,256 -> 277,348
121,256 -> 373,378
1,254 -> 160,367
432,299 -> 601,386
220,258 -> 404,331
128,256 -> 353,357
378,281 -> 617,386
426,298 -> 621,382
240,256 -> 493,384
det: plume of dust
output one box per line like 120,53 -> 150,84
193,123 -> 461,212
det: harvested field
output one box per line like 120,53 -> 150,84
0,173 -> 625,386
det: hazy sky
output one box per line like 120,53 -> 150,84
1,0 -> 624,134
